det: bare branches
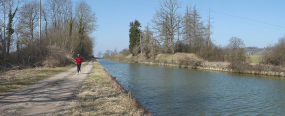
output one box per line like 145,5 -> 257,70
226,37 -> 246,62
75,0 -> 97,56
17,1 -> 38,42
0,0 -> 97,67
152,0 -> 181,54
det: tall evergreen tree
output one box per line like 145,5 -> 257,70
129,19 -> 141,55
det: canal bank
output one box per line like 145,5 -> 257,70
97,59 -> 285,115
106,53 -> 285,77
56,61 -> 151,116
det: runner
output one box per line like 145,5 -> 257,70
75,54 -> 83,74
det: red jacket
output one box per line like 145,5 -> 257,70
75,57 -> 82,65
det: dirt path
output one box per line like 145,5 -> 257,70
0,61 -> 93,116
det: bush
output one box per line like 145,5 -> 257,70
253,64 -> 283,73
43,47 -> 73,67
120,49 -> 130,56
228,62 -> 252,73
11,40 -> 49,67
263,36 -> 285,66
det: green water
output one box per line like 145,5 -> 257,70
98,59 -> 285,116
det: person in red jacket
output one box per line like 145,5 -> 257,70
75,54 -> 83,74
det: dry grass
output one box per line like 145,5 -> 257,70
202,61 -> 230,68
155,53 -> 203,62
56,61 -> 151,116
0,66 -> 73,94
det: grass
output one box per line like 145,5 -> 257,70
55,61 -> 151,116
246,55 -> 263,63
0,65 -> 72,94
155,53 -> 203,63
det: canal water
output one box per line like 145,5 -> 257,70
97,59 -> 285,116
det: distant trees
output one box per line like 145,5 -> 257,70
120,49 -> 130,56
104,50 -> 112,58
129,19 -> 141,55
126,0 -> 227,61
97,51 -> 102,58
147,0 -> 223,60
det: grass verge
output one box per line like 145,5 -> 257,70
56,61 -> 152,116
0,65 -> 73,94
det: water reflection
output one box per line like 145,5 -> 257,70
97,59 -> 285,116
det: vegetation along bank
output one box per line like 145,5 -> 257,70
55,61 -> 152,116
105,52 -> 285,77
101,0 -> 285,78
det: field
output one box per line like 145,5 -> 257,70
246,55 -> 263,63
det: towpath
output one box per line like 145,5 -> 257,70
0,61 -> 93,116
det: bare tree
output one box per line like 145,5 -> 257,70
0,0 -> 7,59
152,0 -> 181,54
4,0 -> 18,57
45,0 -> 73,48
142,25 -> 155,58
182,5 -> 192,45
227,37 -> 246,62
17,1 -> 38,43
191,6 -> 204,53
75,0 -> 97,56
41,5 -> 49,43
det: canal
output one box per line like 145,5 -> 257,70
97,59 -> 285,116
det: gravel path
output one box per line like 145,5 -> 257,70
0,61 -> 93,116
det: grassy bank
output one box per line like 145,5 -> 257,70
56,61 -> 151,116
106,53 -> 285,77
0,65 -> 73,94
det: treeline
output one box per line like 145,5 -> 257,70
128,0 -> 244,62
126,0 -> 284,67
0,0 -> 96,68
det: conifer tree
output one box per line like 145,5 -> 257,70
129,19 -> 141,55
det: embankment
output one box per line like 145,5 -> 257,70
106,53 -> 285,77
104,68 -> 152,116
56,61 -> 152,116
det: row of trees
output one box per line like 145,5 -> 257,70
128,0 -> 246,62
0,0 -> 96,67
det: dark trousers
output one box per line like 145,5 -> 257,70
77,64 -> 81,73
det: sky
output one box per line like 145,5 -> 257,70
85,0 -> 285,56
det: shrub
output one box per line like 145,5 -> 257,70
263,36 -> 285,66
120,49 -> 130,56
43,47 -> 73,67
228,62 -> 252,73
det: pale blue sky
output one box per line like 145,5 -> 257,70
85,0 -> 285,56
